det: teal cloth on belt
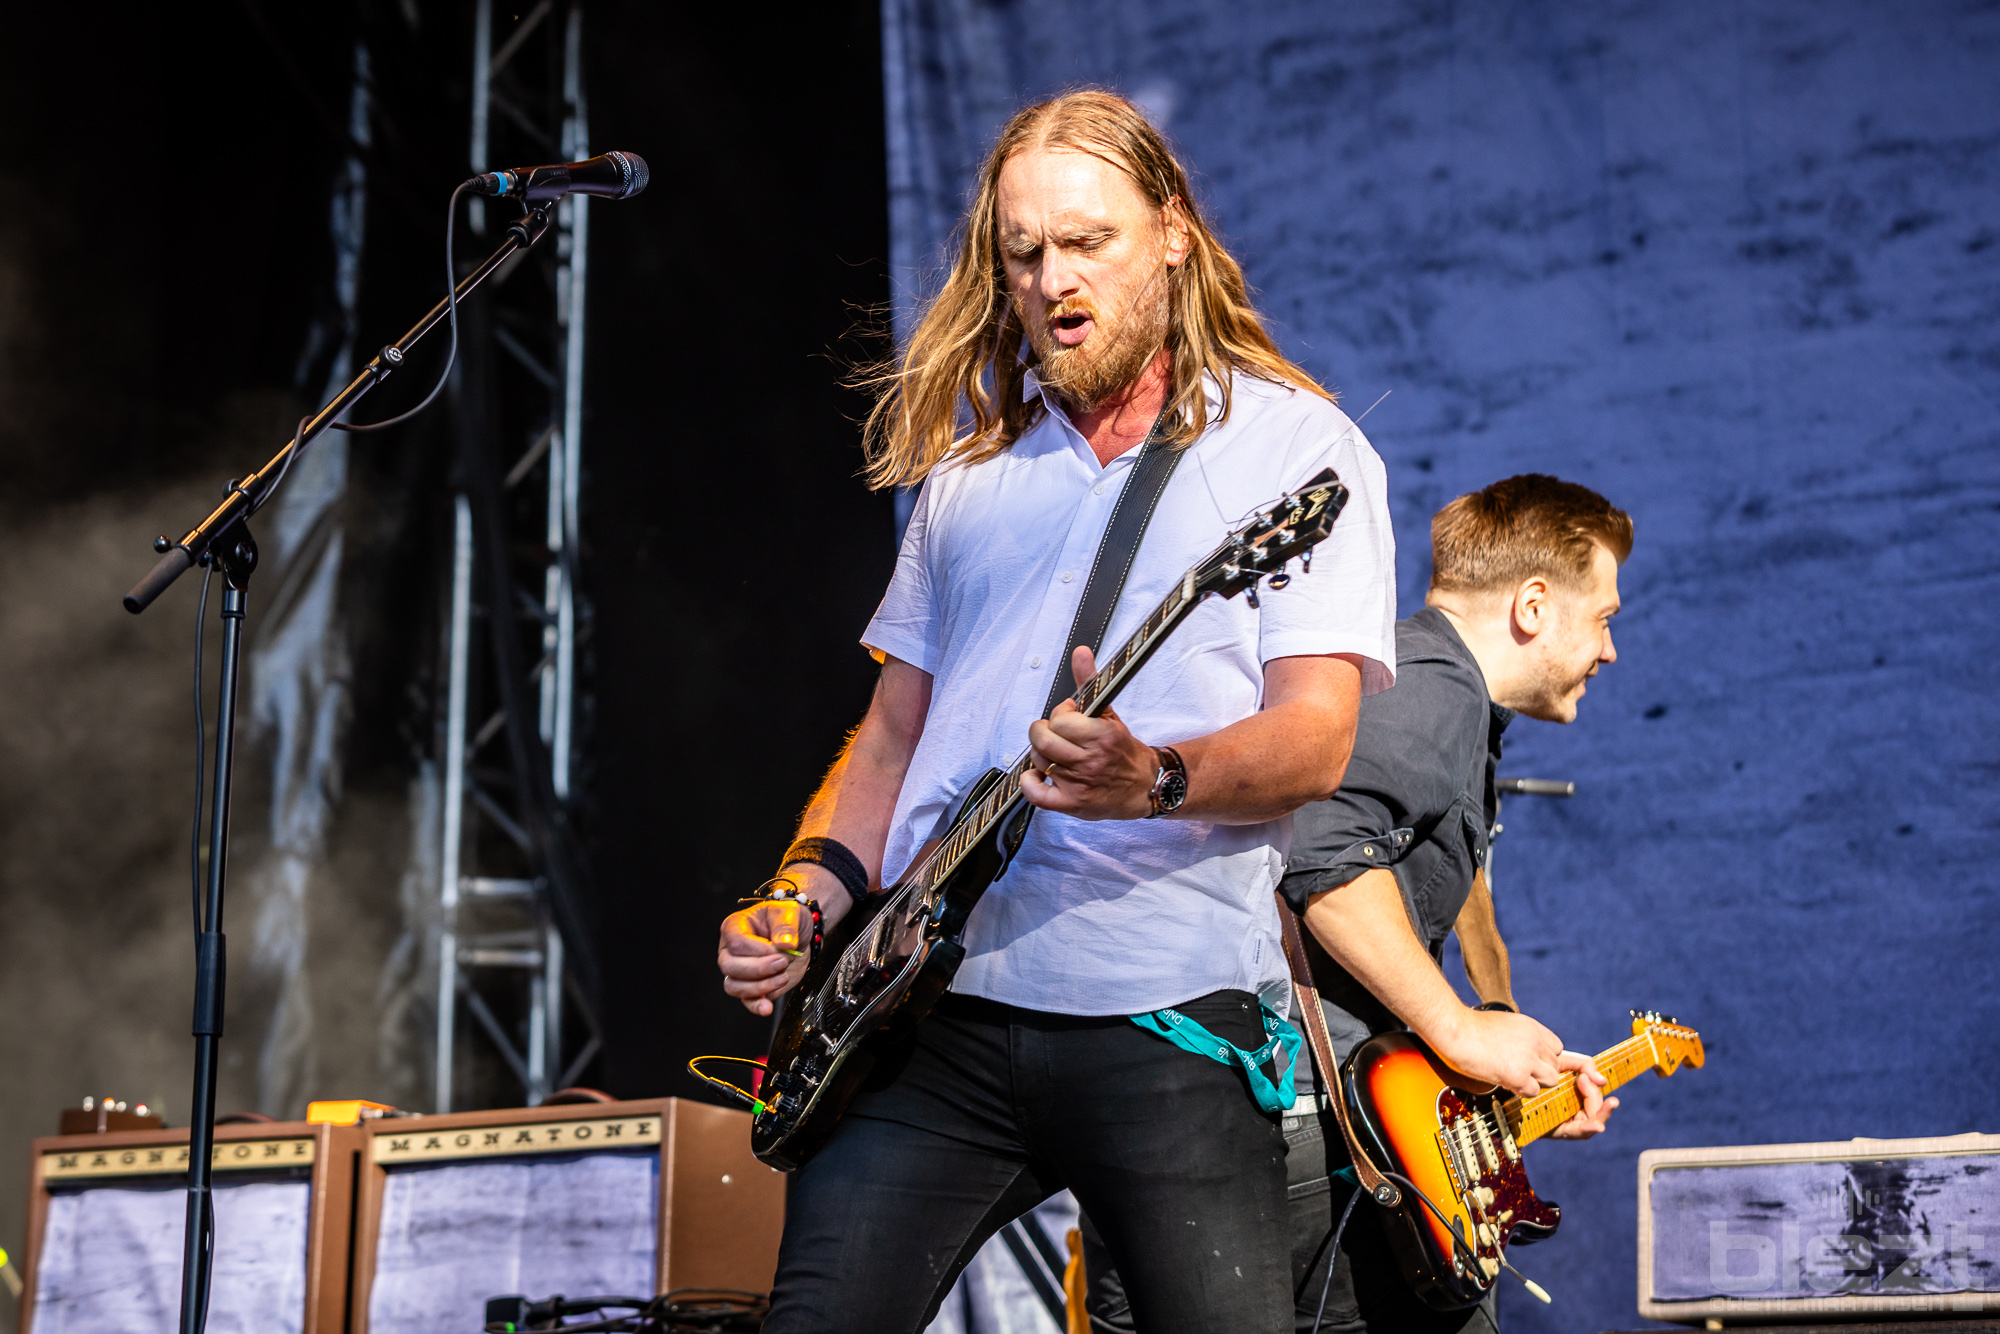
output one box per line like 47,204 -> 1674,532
1130,1003 -> 1301,1114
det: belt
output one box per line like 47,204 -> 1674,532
1281,1089 -> 1333,1128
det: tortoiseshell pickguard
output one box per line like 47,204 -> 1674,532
1349,1033 -> 1561,1308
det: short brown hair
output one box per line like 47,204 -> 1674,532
1430,474 -> 1633,596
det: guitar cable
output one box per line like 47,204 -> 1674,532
1306,1159 -> 1550,1334
686,1055 -> 770,1114
1307,1174 -> 1363,1334
1377,1169 -> 1552,1306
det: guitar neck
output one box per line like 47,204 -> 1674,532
1501,1033 -> 1657,1148
1070,569 -> 1203,722
907,569 -> 1209,900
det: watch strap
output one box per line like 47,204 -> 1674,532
1147,745 -> 1187,817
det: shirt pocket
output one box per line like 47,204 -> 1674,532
1405,796 -> 1483,952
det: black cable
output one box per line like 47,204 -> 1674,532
329,179 -> 470,433
250,416 -> 313,519
1379,1169 -> 1479,1265
482,1290 -> 768,1333
1374,1168 -> 1548,1302
251,179 -> 468,522
1309,1183 -> 1364,1334
190,559 -> 214,935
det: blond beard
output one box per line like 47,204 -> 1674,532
1024,264 -> 1171,413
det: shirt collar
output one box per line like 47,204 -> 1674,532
1412,606 -> 1516,731
1020,367 -> 1146,470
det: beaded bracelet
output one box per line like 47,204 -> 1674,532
740,877 -> 823,966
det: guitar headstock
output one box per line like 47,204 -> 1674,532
1631,1009 -> 1705,1074
1199,468 -> 1349,605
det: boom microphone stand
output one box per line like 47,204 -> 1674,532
124,200 -> 555,1334
1489,776 -> 1576,892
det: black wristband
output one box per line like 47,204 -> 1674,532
780,836 -> 871,903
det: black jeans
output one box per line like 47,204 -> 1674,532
761,989 -> 1293,1334
1083,1108 -> 1498,1333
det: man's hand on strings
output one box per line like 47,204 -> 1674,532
1023,646 -> 1160,820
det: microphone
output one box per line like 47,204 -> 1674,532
466,150 -> 649,203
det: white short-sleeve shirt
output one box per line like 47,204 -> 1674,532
861,371 -> 1397,1017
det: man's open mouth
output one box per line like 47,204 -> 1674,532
1051,309 -> 1095,347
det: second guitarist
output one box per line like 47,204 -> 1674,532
1276,475 -> 1634,1333
1085,474 -> 1635,1334
714,91 -> 1397,1334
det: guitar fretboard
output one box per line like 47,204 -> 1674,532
816,565 -> 1216,1011
1501,1033 -> 1656,1148
902,567 -> 1203,905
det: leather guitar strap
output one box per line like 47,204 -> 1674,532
1041,413 -> 1184,718
1277,894 -> 1401,1206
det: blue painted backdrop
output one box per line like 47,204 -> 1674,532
881,1 -> 2000,1328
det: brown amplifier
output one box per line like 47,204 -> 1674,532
19,1119 -> 361,1333
349,1097 -> 784,1334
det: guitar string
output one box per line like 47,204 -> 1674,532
803,487 -> 1339,1035
814,562 -> 1213,998
1490,1034 -> 1689,1140
1474,1043 -> 1645,1140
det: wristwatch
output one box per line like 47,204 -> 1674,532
1146,746 -> 1188,818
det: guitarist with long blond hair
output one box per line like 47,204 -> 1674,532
714,89 -> 1397,1332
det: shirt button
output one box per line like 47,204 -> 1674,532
1030,656 -> 1042,669
1093,483 -> 1107,495
1061,572 -> 1074,583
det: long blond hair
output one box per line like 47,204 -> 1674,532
862,89 -> 1331,491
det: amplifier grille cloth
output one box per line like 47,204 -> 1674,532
1650,1155 -> 2000,1301
31,1178 -> 310,1333
366,1149 -> 658,1332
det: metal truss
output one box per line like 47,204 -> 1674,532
435,0 -> 601,1113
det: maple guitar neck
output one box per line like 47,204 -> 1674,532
1502,1033 -> 1656,1148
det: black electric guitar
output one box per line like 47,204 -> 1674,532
751,468 -> 1350,1170
1343,1010 -> 1705,1308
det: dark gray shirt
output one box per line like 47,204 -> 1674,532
1282,606 -> 1514,1092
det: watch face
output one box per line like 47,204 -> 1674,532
1157,769 -> 1188,812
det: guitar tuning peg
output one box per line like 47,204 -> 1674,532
1301,548 -> 1313,573
1245,581 -> 1261,610
1268,570 -> 1292,591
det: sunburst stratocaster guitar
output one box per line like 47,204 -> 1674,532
1343,1010 -> 1705,1309
750,469 -> 1351,1170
